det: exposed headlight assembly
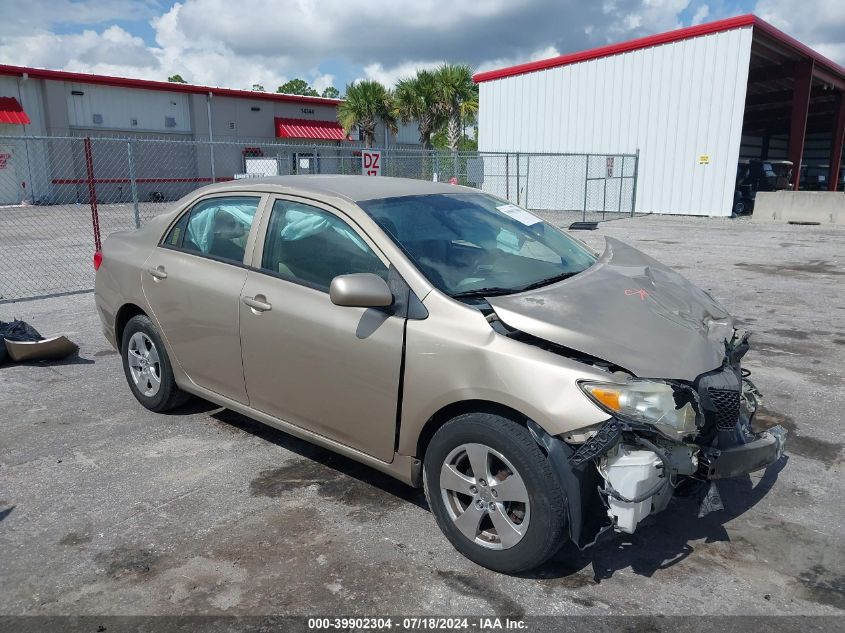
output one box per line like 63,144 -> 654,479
579,379 -> 699,440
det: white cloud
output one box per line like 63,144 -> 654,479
0,26 -> 158,75
361,61 -> 443,88
601,0 -> 689,39
755,0 -> 845,65
0,0 -> 158,36
0,1 -> 711,84
311,73 -> 338,94
0,0 -> 842,95
361,46 -> 566,90
475,46 -> 562,76
691,4 -> 710,25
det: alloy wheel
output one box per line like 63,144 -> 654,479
439,442 -> 530,550
127,331 -> 162,397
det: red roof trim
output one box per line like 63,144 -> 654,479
0,96 -> 31,125
274,117 -> 350,141
0,64 -> 343,106
473,14 -> 845,83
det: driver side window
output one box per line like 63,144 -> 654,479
261,199 -> 387,291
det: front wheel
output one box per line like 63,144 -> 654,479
423,413 -> 568,573
121,314 -> 190,412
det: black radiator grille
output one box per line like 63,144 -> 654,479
708,388 -> 740,430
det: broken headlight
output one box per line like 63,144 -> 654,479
578,379 -> 699,440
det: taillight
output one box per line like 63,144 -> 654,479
93,251 -> 103,271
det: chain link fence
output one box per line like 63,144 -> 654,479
0,135 -> 638,302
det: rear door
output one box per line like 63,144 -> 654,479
238,196 -> 404,462
142,194 -> 264,403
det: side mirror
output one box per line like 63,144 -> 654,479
330,273 -> 393,308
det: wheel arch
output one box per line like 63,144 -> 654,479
115,302 -> 147,347
415,399 -> 529,461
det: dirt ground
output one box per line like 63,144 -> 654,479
0,214 -> 843,619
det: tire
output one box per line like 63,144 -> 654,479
423,413 -> 568,574
121,314 -> 190,412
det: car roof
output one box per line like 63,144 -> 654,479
194,175 -> 475,202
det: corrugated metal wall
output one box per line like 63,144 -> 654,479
394,120 -> 421,145
0,76 -> 51,204
478,27 -> 754,216
65,83 -> 192,134
0,76 -> 47,135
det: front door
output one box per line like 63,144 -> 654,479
239,196 -> 404,462
142,194 -> 263,403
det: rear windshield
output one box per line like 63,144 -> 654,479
357,193 -> 597,298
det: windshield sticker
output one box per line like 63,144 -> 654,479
496,204 -> 542,226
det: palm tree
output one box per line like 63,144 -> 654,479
395,70 -> 442,149
433,64 -> 478,151
337,80 -> 397,148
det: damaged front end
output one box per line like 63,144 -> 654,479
481,237 -> 788,547
530,331 -> 787,548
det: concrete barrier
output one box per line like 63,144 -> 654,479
752,191 -> 845,225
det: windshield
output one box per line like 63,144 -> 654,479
357,193 -> 597,298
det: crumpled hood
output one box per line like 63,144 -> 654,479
487,237 -> 735,381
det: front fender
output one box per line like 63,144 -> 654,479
397,292 -> 612,456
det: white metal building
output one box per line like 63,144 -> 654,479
475,14 -> 845,216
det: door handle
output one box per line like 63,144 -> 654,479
147,266 -> 168,280
242,295 -> 272,313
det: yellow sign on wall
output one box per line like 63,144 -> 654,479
699,154 -> 710,165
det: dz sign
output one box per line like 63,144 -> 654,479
362,150 -> 381,176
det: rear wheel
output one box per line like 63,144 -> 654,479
121,314 -> 190,412
423,413 -> 568,573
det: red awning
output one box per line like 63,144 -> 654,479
0,97 -> 30,125
274,117 -> 349,141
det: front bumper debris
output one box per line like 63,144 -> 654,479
534,334 -> 788,545
706,425 -> 787,479
527,419 -> 616,550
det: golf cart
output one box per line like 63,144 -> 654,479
733,159 -> 793,215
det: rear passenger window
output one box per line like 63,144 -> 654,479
165,196 -> 260,264
163,211 -> 190,247
261,199 -> 387,291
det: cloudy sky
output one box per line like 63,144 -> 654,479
0,0 -> 843,93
